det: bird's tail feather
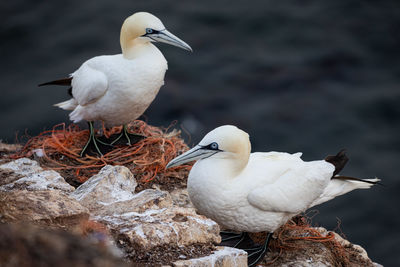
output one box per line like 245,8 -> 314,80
39,77 -> 72,87
54,99 -> 77,110
310,176 -> 380,207
332,175 -> 382,186
310,149 -> 381,207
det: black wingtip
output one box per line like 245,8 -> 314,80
325,149 -> 349,176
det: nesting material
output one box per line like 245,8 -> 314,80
259,214 -> 370,266
11,121 -> 191,188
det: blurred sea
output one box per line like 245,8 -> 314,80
1,1 -> 399,265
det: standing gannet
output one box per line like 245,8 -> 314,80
39,12 -> 192,156
166,125 -> 380,266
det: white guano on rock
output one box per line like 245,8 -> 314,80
172,246 -> 248,267
0,158 -> 74,193
70,165 -> 137,209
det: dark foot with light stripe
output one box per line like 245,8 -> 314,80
244,233 -> 272,267
219,231 -> 246,247
221,232 -> 272,267
107,125 -> 146,146
80,122 -> 114,157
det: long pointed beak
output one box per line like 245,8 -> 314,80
149,29 -> 192,52
166,145 -> 216,169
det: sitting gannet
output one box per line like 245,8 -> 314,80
166,125 -> 379,266
40,12 -> 192,156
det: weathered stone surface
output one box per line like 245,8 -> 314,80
172,246 -> 247,267
332,231 -> 379,267
71,165 -> 172,216
0,142 -> 21,154
0,158 -> 74,193
0,190 -> 89,227
69,164 -> 219,260
0,223 -> 128,267
170,188 -> 194,208
95,189 -> 173,217
99,206 -> 220,251
70,165 -> 138,210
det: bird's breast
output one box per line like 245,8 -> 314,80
79,54 -> 168,126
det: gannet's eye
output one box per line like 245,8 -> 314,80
209,142 -> 219,150
146,28 -> 153,34
201,142 -> 220,151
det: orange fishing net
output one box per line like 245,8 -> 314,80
272,214 -> 336,247
263,214 -> 349,265
11,120 -> 191,187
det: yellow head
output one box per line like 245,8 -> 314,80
166,125 -> 251,173
120,12 -> 192,57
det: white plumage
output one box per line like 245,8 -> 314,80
57,52 -> 167,126
166,125 -> 379,233
50,12 -> 191,127
41,12 -> 192,155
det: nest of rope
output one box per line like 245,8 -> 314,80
248,212 -> 370,266
11,120 -> 191,191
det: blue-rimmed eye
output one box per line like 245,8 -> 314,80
146,28 -> 153,34
210,142 -> 219,150
200,142 -> 220,151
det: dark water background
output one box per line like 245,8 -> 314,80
1,1 -> 399,265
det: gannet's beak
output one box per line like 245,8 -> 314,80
166,145 -> 218,169
149,29 -> 192,52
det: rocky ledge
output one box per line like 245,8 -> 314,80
0,153 -> 382,266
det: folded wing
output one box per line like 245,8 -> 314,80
70,63 -> 108,106
247,159 -> 334,214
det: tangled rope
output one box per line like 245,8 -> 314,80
11,121 -> 191,186
263,213 -> 349,265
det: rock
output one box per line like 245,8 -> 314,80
0,190 -> 89,228
331,231 -> 369,262
332,231 -> 380,267
94,189 -> 173,217
0,158 -> 74,193
315,227 -> 378,266
69,164 -> 219,256
172,246 -> 247,267
0,223 -> 128,267
170,188 -> 194,208
0,142 -> 21,154
128,243 -> 216,266
99,206 -> 220,251
71,165 -> 172,216
70,165 -> 138,210
69,164 -> 219,253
